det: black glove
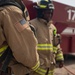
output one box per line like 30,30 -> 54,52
56,60 -> 64,68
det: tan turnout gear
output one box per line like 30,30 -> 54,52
0,1 -> 40,75
30,18 -> 64,75
29,0 -> 64,75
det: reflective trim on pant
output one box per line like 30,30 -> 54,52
35,67 -> 54,75
0,45 -> 8,56
56,53 -> 64,60
32,61 -> 40,71
37,44 -> 53,51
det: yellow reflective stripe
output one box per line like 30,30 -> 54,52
32,61 -> 40,71
39,5 -> 47,8
56,53 -> 63,57
45,0 -> 48,2
0,45 -> 8,52
53,29 -> 57,36
37,67 -> 54,73
41,0 -> 48,2
0,51 -> 5,56
37,48 -> 53,50
53,47 -> 57,50
0,45 -> 8,56
56,54 -> 64,60
36,69 -> 44,75
35,67 -> 54,75
49,70 -> 54,75
38,44 -> 52,46
56,57 -> 64,60
36,68 -> 54,75
37,44 -> 53,51
37,67 -> 46,72
53,46 -> 58,53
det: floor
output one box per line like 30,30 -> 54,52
54,54 -> 75,75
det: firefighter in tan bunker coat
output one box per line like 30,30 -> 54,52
0,0 -> 40,75
30,0 -> 64,75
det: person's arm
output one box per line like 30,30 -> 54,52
53,27 -> 64,68
0,6 -> 40,70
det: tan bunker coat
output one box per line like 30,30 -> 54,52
0,5 -> 40,75
30,18 -> 64,75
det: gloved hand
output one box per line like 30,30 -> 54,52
58,61 -> 64,68
56,60 -> 64,68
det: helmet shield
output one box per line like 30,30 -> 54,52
34,0 -> 54,10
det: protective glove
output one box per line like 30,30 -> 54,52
56,60 -> 64,68
58,61 -> 64,68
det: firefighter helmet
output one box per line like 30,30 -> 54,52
34,0 -> 54,10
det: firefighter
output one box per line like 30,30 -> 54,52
30,0 -> 64,75
0,0 -> 40,75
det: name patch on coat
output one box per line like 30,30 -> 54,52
15,19 -> 29,32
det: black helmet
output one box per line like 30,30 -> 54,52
34,0 -> 54,10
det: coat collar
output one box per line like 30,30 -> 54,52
37,18 -> 53,27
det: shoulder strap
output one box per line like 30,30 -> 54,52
0,0 -> 25,12
0,47 -> 13,72
0,2 -> 21,9
29,24 -> 36,35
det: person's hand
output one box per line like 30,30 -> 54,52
56,60 -> 64,68
58,61 -> 64,68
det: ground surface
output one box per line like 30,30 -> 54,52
54,54 -> 75,75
